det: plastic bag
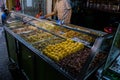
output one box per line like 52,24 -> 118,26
0,27 -> 3,38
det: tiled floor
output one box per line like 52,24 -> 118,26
0,27 -> 13,80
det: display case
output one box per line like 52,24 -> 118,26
9,12 -> 107,47
101,24 -> 120,80
5,12 -> 114,80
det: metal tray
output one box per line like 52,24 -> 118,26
64,24 -> 107,36
11,26 -> 37,34
20,29 -> 55,43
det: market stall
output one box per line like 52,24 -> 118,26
4,12 -> 114,80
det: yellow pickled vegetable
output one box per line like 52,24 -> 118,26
43,39 -> 84,61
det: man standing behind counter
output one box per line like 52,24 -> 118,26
1,9 -> 9,25
44,0 -> 72,24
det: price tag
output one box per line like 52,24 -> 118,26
72,37 -> 81,42
72,37 -> 90,45
7,21 -> 16,23
59,31 -> 65,35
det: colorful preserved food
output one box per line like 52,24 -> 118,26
43,39 -> 84,61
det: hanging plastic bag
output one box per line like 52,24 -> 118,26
0,27 -> 3,38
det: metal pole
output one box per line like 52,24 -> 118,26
21,0 -> 24,13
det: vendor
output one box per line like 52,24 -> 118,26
44,0 -> 72,24
1,9 -> 9,25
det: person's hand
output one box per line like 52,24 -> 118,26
56,19 -> 64,25
39,16 -> 45,19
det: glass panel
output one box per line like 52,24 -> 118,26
104,24 -> 120,69
35,55 -> 68,80
5,31 -> 18,63
19,43 -> 34,80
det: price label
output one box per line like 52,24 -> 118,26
72,37 -> 90,45
59,31 -> 65,35
72,37 -> 81,42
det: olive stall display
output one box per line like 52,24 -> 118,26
31,20 -> 56,30
61,30 -> 95,42
33,37 -> 66,51
30,21 -> 95,43
9,22 -> 54,44
28,20 -> 107,78
58,48 -> 91,76
66,24 -> 106,36
7,21 -> 25,28
19,30 -> 54,43
43,39 -> 84,61
31,20 -> 70,34
58,49 -> 107,77
5,12 -> 116,80
12,26 -> 37,34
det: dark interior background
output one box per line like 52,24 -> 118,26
70,0 -> 120,31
